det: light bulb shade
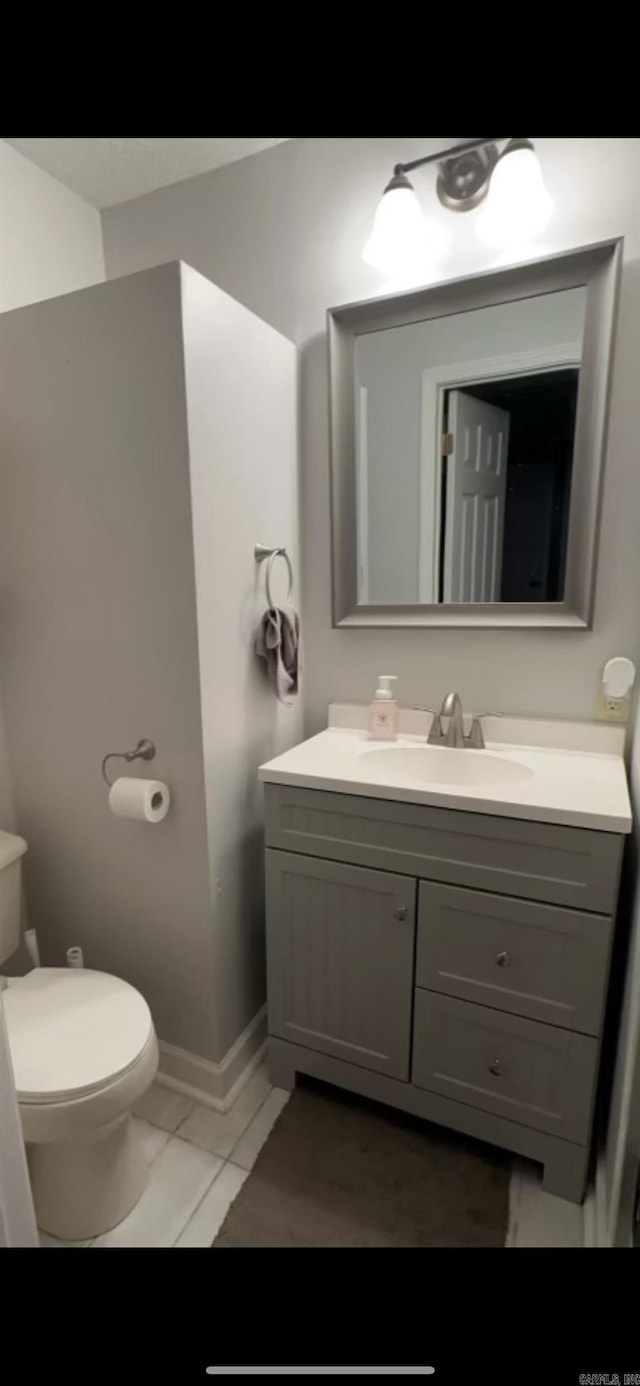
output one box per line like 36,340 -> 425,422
477,140 -> 553,248
362,173 -> 446,276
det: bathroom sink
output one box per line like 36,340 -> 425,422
259,709 -> 633,832
358,745 -> 534,788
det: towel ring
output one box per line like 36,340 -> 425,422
254,543 -> 293,607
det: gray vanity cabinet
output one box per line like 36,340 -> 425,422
264,783 -> 624,1204
266,851 -> 416,1079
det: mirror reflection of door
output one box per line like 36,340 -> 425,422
439,369 -> 579,604
442,390 -> 509,603
353,286 -> 585,607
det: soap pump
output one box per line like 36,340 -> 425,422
368,675 -> 399,741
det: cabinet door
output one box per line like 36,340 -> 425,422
266,850 -> 416,1079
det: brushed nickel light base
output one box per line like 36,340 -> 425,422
436,142 -> 499,211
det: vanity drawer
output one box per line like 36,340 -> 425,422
264,784 -> 623,913
416,882 -> 613,1035
412,991 -> 597,1144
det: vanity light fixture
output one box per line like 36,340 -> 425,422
476,138 -> 554,247
362,137 -> 553,273
362,170 -> 446,277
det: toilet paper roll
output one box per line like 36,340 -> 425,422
108,777 -> 171,823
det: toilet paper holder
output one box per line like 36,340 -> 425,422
101,739 -> 157,787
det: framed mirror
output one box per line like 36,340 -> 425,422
328,239 -> 622,628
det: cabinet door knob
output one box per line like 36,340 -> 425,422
496,950 -> 510,968
488,1059 -> 503,1077
394,905 -> 408,921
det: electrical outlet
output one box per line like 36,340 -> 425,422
594,685 -> 630,722
599,656 -> 636,721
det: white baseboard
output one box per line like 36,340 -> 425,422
155,1005 -> 267,1113
583,1149 -> 611,1247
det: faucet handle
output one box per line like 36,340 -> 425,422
467,711 -> 503,750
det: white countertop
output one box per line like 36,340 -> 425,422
259,705 -> 632,834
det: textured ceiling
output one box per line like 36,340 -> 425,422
3,137 -> 290,209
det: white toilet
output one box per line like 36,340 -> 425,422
0,830 -> 158,1241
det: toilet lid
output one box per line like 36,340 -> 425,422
3,968 -> 154,1103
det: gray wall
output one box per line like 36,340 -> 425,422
102,137 -> 640,729
603,700 -> 640,1243
0,259 -> 302,1069
180,264 -> 302,1058
0,139 -> 105,832
0,138 -> 104,316
0,265 -> 217,1058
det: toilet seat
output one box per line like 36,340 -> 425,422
3,967 -> 154,1104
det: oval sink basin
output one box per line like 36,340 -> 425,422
358,745 -> 534,788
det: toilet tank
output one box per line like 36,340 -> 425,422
0,831 -> 28,965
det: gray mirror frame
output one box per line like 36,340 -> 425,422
328,238 -> 623,629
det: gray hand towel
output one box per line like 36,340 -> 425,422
255,607 -> 300,703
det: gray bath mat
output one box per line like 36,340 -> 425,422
214,1078 -> 511,1247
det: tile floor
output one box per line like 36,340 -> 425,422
39,1061 -> 583,1248
40,1060 -> 289,1249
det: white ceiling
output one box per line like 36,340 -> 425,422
3,137 -> 290,209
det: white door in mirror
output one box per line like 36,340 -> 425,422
443,391 -> 510,603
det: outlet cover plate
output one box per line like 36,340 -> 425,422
594,686 -> 630,723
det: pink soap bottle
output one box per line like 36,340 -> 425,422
368,675 -> 398,740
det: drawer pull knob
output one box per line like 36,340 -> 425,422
394,906 -> 408,921
496,950 -> 511,968
488,1059 -> 503,1077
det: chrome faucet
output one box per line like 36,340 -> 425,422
426,691 -> 499,749
428,691 -> 466,747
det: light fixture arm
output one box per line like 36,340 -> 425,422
362,138 -> 550,272
393,137 -> 504,178
389,138 -> 525,214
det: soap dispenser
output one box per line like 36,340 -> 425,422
368,675 -> 399,741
